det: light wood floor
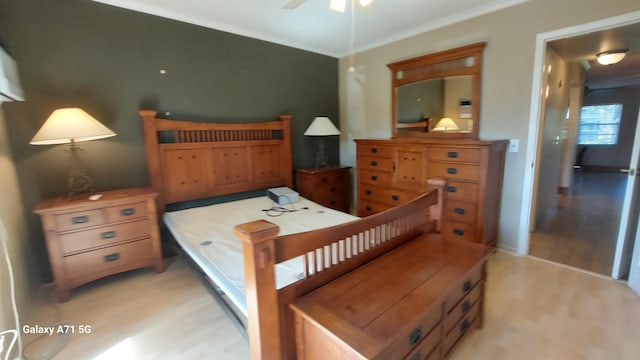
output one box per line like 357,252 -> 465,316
24,251 -> 640,359
529,171 -> 627,275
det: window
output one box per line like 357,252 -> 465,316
577,104 -> 623,145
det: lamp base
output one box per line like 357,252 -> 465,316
315,139 -> 329,168
67,169 -> 95,199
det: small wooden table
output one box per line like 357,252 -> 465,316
295,166 -> 351,212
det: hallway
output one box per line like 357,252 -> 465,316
529,171 -> 628,275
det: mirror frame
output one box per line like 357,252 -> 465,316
388,42 -> 486,139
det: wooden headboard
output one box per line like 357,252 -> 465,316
139,110 -> 293,210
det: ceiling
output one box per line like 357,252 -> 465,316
92,0 -> 528,57
549,21 -> 640,90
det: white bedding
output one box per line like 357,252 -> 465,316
163,196 -> 358,317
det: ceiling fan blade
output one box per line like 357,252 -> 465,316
282,0 -> 307,10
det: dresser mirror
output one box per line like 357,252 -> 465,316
388,42 -> 486,139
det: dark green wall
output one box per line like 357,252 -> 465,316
0,0 -> 339,282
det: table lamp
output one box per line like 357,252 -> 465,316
432,117 -> 460,132
30,107 -> 116,197
304,116 -> 340,168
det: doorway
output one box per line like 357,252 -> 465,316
520,11 -> 640,280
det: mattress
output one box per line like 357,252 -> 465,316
163,195 -> 358,317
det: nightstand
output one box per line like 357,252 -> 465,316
34,187 -> 164,301
295,166 -> 351,212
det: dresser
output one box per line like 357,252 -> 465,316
34,188 -> 164,301
295,166 -> 351,213
290,235 -> 492,360
356,139 -> 507,245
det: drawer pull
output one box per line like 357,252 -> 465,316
461,299 -> 471,313
447,186 -> 457,193
454,228 -> 465,236
366,206 -> 372,211
365,190 -> 372,195
447,151 -> 459,158
371,161 -> 378,166
371,175 -> 378,181
330,200 -> 336,206
104,253 -> 120,262
463,280 -> 473,292
120,208 -> 136,216
71,216 -> 89,224
330,187 -> 336,193
460,319 -> 470,333
447,167 -> 458,174
454,207 -> 465,215
321,177 -> 328,183
101,231 -> 116,239
371,148 -> 378,154
408,326 -> 422,346
391,195 -> 400,201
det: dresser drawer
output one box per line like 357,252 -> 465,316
59,219 -> 151,255
444,181 -> 478,202
382,303 -> 442,359
55,209 -> 106,232
429,162 -> 480,182
443,302 -> 480,356
359,185 -> 420,207
442,221 -> 474,242
444,264 -> 483,313
65,238 -> 153,283
403,324 -> 442,360
443,200 -> 476,224
359,169 -> 392,187
357,199 -> 391,217
106,202 -> 148,222
429,148 -> 480,163
358,156 -> 393,171
444,283 -> 482,334
358,144 -> 393,158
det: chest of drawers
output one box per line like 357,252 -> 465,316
34,188 -> 164,301
290,235 -> 492,360
295,166 -> 351,212
355,139 -> 507,245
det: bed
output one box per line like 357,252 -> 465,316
139,110 -> 465,359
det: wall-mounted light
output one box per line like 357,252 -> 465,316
596,49 -> 629,65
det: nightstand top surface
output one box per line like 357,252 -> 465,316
295,166 -> 351,175
34,187 -> 157,214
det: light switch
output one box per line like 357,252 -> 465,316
509,139 -> 519,153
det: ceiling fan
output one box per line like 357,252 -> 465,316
282,0 -> 372,12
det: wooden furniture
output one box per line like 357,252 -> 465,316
139,110 -> 293,211
34,188 -> 164,301
356,138 -> 507,246
389,42 -> 486,139
291,236 -> 492,360
295,166 -> 351,212
139,111 -> 489,360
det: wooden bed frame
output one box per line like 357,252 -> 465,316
139,110 -> 445,359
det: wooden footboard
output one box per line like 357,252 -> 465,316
234,179 -> 444,360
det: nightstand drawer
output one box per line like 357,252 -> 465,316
106,202 -> 148,222
428,162 -> 480,182
429,148 -> 481,163
65,238 -> 153,283
358,144 -> 393,158
59,219 -> 151,255
56,209 -> 106,232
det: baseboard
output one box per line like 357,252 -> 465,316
558,186 -> 569,195
578,165 -> 624,173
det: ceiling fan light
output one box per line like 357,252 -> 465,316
596,50 -> 628,65
359,0 -> 373,6
330,0 -> 346,12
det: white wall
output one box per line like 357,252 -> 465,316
338,0 -> 640,253
0,104 -> 35,354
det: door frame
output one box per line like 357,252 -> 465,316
518,11 -> 640,267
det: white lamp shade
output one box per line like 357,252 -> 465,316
596,50 -> 628,65
330,0 -> 346,12
30,108 -> 116,145
304,116 -> 341,136
432,117 -> 460,132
